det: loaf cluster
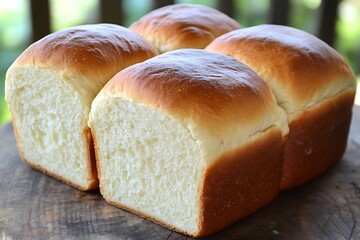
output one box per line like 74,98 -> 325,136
5,4 -> 357,238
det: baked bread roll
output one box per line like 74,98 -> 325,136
129,4 -> 241,53
89,49 -> 288,237
206,24 -> 357,190
5,24 -> 157,190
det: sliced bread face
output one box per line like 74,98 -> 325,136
91,97 -> 205,234
7,66 -> 96,189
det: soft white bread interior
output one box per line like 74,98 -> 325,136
89,49 -> 288,237
129,4 -> 241,53
5,24 -> 157,190
206,24 -> 357,189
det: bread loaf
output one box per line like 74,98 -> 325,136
5,24 -> 157,190
129,4 -> 241,53
89,49 -> 288,237
206,24 -> 357,190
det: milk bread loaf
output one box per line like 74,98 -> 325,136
89,49 -> 288,237
5,24 -> 157,190
206,24 -> 357,190
129,4 -> 241,53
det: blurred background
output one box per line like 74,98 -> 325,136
0,0 -> 359,126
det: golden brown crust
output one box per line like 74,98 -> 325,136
130,4 -> 241,53
206,24 -> 356,112
13,24 -> 158,94
198,127 -> 284,237
101,49 -> 282,137
280,90 -> 356,190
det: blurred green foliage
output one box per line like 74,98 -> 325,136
0,1 -> 30,125
0,0 -> 359,126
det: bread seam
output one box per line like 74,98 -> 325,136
288,88 -> 356,119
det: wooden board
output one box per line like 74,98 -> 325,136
0,106 -> 359,239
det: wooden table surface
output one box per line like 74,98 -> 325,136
0,106 -> 359,240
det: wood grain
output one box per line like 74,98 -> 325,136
0,106 -> 359,239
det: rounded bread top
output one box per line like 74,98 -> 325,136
129,4 -> 241,53
97,49 -> 287,140
206,24 -> 356,114
10,24 -> 158,102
